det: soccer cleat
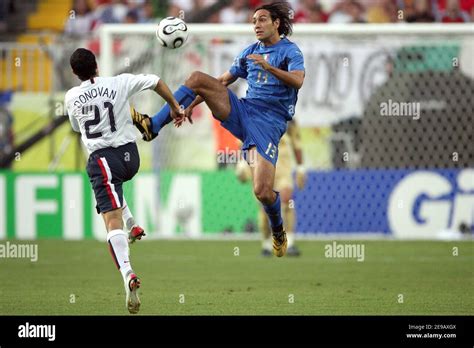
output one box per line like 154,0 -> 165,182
272,230 -> 288,257
286,245 -> 301,257
128,225 -> 146,244
261,248 -> 272,257
130,107 -> 157,142
125,271 -> 141,314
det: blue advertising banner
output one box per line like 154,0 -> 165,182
295,169 -> 474,238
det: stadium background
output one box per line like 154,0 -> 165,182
1,0 -> 472,241
0,0 -> 473,318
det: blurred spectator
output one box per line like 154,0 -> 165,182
64,0 -> 94,36
405,0 -> 435,22
94,0 -> 129,26
60,0 -> 473,33
168,0 -> 217,19
220,0 -> 249,23
308,3 -> 329,22
328,0 -> 366,23
438,0 -> 470,21
126,0 -> 146,9
168,0 -> 194,16
0,0 -> 10,32
138,1 -> 156,23
294,0 -> 328,23
436,0 -> 474,13
124,9 -> 139,24
366,0 -> 400,23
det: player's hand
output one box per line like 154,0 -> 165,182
296,165 -> 306,190
247,54 -> 271,71
174,106 -> 194,128
170,104 -> 185,126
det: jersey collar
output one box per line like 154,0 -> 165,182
80,77 -> 99,87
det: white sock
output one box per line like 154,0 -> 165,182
107,229 -> 132,282
287,233 -> 295,248
262,237 -> 272,251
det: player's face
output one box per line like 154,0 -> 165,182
253,10 -> 279,41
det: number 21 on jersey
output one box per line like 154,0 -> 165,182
83,102 -> 116,139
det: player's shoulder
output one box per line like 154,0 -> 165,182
281,38 -> 302,51
116,73 -> 133,80
243,41 -> 260,54
98,74 -> 125,83
100,74 -> 130,88
115,73 -> 155,82
65,86 -> 80,102
281,38 -> 304,59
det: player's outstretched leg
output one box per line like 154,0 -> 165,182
248,148 -> 287,257
130,107 -> 155,142
104,208 -> 141,313
133,84 -> 197,141
132,71 -> 231,140
122,197 -> 146,243
131,84 -> 197,141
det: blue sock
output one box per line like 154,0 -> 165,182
150,85 -> 196,134
263,191 -> 283,233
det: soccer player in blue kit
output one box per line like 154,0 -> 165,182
133,1 -> 305,257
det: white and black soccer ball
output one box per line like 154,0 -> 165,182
156,17 -> 188,49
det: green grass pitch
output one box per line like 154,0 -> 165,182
0,240 -> 472,315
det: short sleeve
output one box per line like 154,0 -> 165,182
288,46 -> 305,72
120,73 -> 160,99
229,47 -> 251,79
64,93 -> 80,132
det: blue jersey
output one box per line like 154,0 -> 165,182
229,38 -> 305,121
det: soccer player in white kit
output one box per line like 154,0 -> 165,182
65,48 -> 182,314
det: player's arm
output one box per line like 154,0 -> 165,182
287,121 -> 306,189
182,71 -> 237,124
64,96 -> 80,132
153,79 -> 183,119
69,114 -> 80,132
247,55 -> 305,89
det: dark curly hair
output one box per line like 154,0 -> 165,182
70,48 -> 97,81
255,1 -> 294,37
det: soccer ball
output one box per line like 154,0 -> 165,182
156,17 -> 188,49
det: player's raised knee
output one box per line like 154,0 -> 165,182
184,71 -> 206,90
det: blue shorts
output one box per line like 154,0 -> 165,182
219,89 -> 287,166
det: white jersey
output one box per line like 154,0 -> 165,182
65,74 -> 160,154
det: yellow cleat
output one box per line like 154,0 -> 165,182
272,230 -> 287,257
130,107 -> 157,142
